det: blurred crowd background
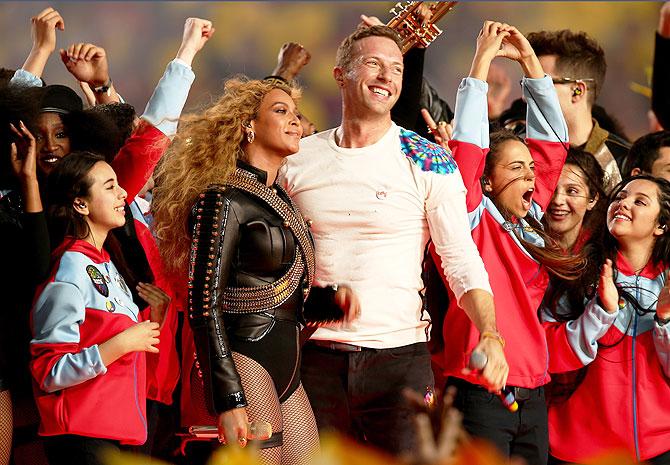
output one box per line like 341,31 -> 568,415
0,2 -> 660,142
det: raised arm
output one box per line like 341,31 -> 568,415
652,270 -> 670,377
19,7 -> 64,81
652,3 -> 670,130
60,43 -> 120,105
111,17 -> 213,200
485,23 -> 568,212
541,259 -> 618,373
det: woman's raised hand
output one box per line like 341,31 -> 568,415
598,259 -> 620,314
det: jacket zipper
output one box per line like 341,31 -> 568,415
632,275 -> 640,461
133,352 -> 147,433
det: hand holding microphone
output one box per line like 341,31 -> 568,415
189,420 -> 273,443
469,350 -> 518,412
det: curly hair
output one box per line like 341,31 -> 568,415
152,77 -> 298,279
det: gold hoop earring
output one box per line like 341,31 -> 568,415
246,130 -> 255,144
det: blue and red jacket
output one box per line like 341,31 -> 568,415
435,76 -> 568,389
31,239 -> 147,445
543,254 -> 670,462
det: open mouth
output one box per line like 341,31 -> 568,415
114,206 -> 125,213
521,188 -> 534,209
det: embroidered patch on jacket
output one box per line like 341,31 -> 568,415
115,273 -> 131,297
106,300 -> 116,312
399,128 -> 457,175
86,265 -> 109,297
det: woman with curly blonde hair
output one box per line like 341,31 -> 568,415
153,78 -> 357,465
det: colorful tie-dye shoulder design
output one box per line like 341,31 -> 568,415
399,127 -> 457,175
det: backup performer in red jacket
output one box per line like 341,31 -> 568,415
542,176 -> 670,464
434,21 -> 579,465
30,152 -> 165,465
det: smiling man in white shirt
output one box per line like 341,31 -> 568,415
280,25 -> 508,455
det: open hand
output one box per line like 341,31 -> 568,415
421,108 -> 452,149
137,282 -> 171,328
9,121 -> 38,182
598,259 -> 619,314
656,270 -> 670,320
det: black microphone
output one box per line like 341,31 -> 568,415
468,350 -> 518,412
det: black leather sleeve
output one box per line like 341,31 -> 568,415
392,47 -> 426,131
188,187 -> 247,415
303,286 -> 344,323
652,32 -> 670,130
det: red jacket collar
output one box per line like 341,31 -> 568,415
53,237 -> 110,264
616,250 -> 665,280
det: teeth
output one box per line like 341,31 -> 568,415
614,214 -> 630,221
371,87 -> 389,97
114,207 -> 124,212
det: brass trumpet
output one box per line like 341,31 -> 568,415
387,1 -> 458,54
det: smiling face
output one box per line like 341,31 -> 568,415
35,112 -> 71,176
485,139 -> 536,219
336,35 -> 403,120
249,88 -> 302,156
607,179 -> 664,247
546,163 -> 597,246
77,161 -> 128,234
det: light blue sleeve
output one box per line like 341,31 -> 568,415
9,69 -> 42,87
141,59 -> 195,137
653,322 -> 670,377
452,77 -> 489,148
560,297 -> 618,365
31,281 -> 107,392
523,75 -> 568,143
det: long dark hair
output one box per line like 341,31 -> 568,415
548,175 -> 670,321
545,175 -> 670,403
484,130 -> 585,280
46,152 -> 149,305
46,151 -> 102,246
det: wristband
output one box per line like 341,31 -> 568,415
91,78 -> 113,96
480,331 -> 505,348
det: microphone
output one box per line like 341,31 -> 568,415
188,420 -> 273,440
468,350 -> 518,413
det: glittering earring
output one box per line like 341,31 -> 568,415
246,130 -> 255,144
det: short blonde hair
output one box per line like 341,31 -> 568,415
335,25 -> 403,71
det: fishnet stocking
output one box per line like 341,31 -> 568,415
280,384 -> 319,465
232,352 -> 283,465
0,390 -> 12,465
